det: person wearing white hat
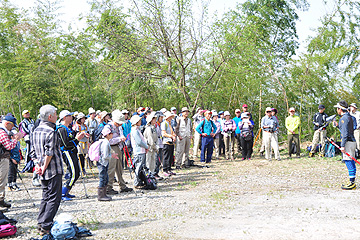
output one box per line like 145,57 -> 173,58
19,109 -> 34,165
162,112 -> 177,176
349,103 -> 360,151
85,108 -> 99,143
238,112 -> 255,160
107,110 -> 133,194
192,108 -> 204,158
174,107 -> 193,169
261,107 -> 280,161
143,112 -> 158,174
57,110 -> 85,201
74,113 -> 90,174
221,111 -> 236,160
130,115 -> 149,187
285,107 -> 301,158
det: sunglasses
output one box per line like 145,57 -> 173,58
266,111 -> 272,113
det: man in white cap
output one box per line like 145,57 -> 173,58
175,107 -> 193,169
143,112 -> 158,174
261,107 -> 280,161
130,115 -> 149,188
192,108 -> 204,158
107,110 -> 133,194
85,107 -> 98,143
285,107 -> 301,158
349,103 -> 360,150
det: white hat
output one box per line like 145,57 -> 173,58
241,112 -> 250,119
224,111 -> 230,116
235,109 -> 241,113
212,111 -> 218,117
59,110 -> 72,120
130,115 -> 142,126
334,100 -> 348,110
170,107 -> 177,111
76,112 -> 86,121
112,110 -> 126,125
350,103 -> 358,109
96,110 -> 101,115
88,107 -> 96,114
146,112 -> 156,124
101,125 -> 112,136
160,108 -> 167,113
265,107 -> 272,113
164,111 -> 176,120
289,107 -> 296,112
121,109 -> 129,114
181,107 -> 190,112
22,110 -> 30,116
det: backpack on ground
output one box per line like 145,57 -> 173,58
139,167 -> 157,190
291,142 -> 297,154
325,143 -> 335,158
51,221 -> 76,240
88,140 -> 104,162
0,223 -> 17,238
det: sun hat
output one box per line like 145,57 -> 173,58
265,107 -> 272,113
224,111 -> 230,116
130,115 -> 142,126
164,111 -> 176,120
146,112 -> 156,124
241,112 -> 250,119
101,125 -> 112,137
181,107 -> 190,112
88,107 -> 96,114
112,110 -> 126,125
59,110 -> 72,121
76,112 -> 86,121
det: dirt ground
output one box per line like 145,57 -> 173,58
6,151 -> 360,239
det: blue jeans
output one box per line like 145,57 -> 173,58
201,136 -> 214,163
97,163 -> 109,188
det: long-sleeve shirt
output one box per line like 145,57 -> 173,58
261,115 -> 279,133
32,121 -> 63,180
285,115 -> 300,135
20,118 -> 34,137
155,122 -> 163,149
144,125 -> 158,152
57,124 -> 79,152
99,138 -> 111,167
214,120 -> 221,139
10,142 -> 21,163
313,112 -> 329,130
196,119 -> 217,136
109,122 -> 125,148
0,124 -> 18,158
85,118 -> 99,135
122,120 -> 132,140
130,126 -> 149,155
233,117 -> 241,134
238,119 -> 255,136
221,119 -> 236,133
338,112 -> 356,147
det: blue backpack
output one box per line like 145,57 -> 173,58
325,143 -> 335,158
51,221 -> 76,240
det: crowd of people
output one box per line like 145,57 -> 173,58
0,99 -> 359,235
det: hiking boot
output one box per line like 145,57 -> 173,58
32,178 -> 41,187
12,183 -> 21,191
98,187 -> 112,201
120,187 -> 133,193
66,192 -> 76,198
7,183 -> 14,191
319,153 -> 325,158
39,227 -> 50,236
341,182 -> 356,190
61,196 -> 72,201
106,188 -> 119,195
0,200 -> 11,208
309,152 -> 315,158
175,166 -> 181,170
169,171 -> 176,176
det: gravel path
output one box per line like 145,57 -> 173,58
6,153 -> 360,239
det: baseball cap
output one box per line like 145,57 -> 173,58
22,110 -> 30,116
170,107 -> 177,111
3,115 -> 18,128
181,107 -> 190,112
242,104 -> 248,108
59,110 -> 72,121
289,107 -> 296,112
218,111 -> 224,115
235,109 -> 241,113
265,107 -> 272,112
318,104 -> 325,109
224,111 -> 230,116
350,103 -> 358,109
121,109 -> 129,114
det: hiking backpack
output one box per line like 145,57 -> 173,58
139,167 -> 157,190
88,140 -> 104,162
92,124 -> 105,142
0,224 -> 17,238
51,221 -> 76,240
325,143 -> 335,158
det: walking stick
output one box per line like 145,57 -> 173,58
17,171 -> 36,207
253,128 -> 262,147
77,158 -> 89,198
326,137 -> 360,164
123,146 -> 133,179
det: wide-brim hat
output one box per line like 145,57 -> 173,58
121,109 -> 129,114
181,107 -> 190,112
76,112 -> 86,121
88,107 -> 96,114
265,107 -> 272,113
99,111 -> 109,120
164,111 -> 176,120
224,111 -> 230,116
241,112 -> 250,119
212,111 -> 218,117
3,115 -> 18,128
130,115 -> 142,126
146,112 -> 156,124
101,125 -> 113,136
112,110 -> 126,125
170,107 -> 177,111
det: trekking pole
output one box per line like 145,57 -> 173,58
253,128 -> 262,147
123,146 -> 133,179
123,145 -> 138,197
326,137 -> 360,164
77,159 -> 89,198
17,171 -> 36,207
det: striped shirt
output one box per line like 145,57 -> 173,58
32,121 -> 63,180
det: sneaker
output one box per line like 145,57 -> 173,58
341,182 -> 356,190
61,196 -> 72,201
248,158 -> 251,161
319,153 -> 325,158
0,200 -> 11,208
241,158 -> 245,161
154,174 -> 164,181
39,227 -> 50,236
120,187 -> 133,193
12,183 -> 21,191
106,188 -> 119,195
32,178 -> 41,187
163,172 -> 170,177
169,171 -> 176,176
66,192 -> 76,198
175,166 -> 181,170
309,152 -> 315,158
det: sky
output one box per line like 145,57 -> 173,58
11,0 -> 337,54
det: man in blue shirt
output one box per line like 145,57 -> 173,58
196,111 -> 217,164
334,100 -> 357,190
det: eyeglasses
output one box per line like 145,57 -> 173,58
266,111 -> 271,113
243,107 -> 248,108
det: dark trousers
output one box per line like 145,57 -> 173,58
8,160 -> 18,183
219,134 -> 225,155
97,162 -> 109,188
288,134 -> 300,156
235,134 -> 242,153
62,151 -> 80,190
38,174 -> 62,230
25,141 -> 31,164
154,148 -> 163,175
163,144 -> 174,172
78,154 -> 85,171
201,136 -> 214,163
240,136 -> 254,159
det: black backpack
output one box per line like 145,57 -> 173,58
92,125 -> 105,142
139,167 -> 157,190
